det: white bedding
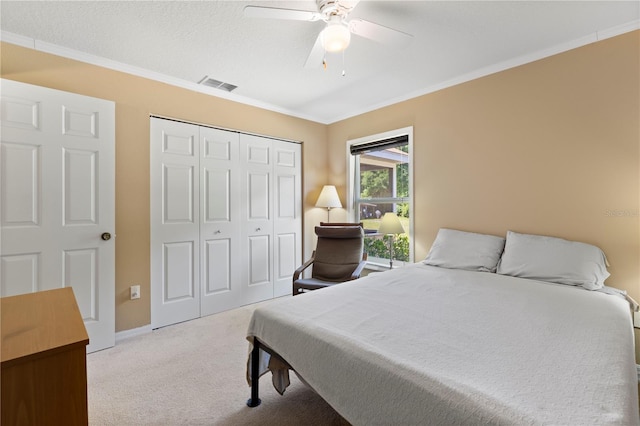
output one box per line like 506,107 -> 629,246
246,263 -> 639,425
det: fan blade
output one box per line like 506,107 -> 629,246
243,6 -> 321,21
348,19 -> 413,47
304,33 -> 325,68
339,0 -> 361,13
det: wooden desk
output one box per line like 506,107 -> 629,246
1,287 -> 89,425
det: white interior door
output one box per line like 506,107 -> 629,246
272,140 -> 302,297
150,118 -> 200,328
0,79 -> 115,353
199,127 -> 242,316
240,134 -> 274,305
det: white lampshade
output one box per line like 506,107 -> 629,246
315,185 -> 342,209
320,20 -> 351,53
378,212 -> 404,235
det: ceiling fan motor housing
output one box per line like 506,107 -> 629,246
317,0 -> 354,18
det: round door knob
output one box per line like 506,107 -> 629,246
101,232 -> 112,241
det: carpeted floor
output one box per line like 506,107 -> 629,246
87,300 -> 350,425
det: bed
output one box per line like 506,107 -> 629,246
246,230 -> 639,425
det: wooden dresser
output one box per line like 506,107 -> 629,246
1,287 -> 89,425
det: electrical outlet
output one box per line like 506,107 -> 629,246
130,285 -> 140,300
634,311 -> 640,329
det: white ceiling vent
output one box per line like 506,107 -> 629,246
197,76 -> 237,92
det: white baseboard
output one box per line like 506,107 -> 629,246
115,325 -> 152,343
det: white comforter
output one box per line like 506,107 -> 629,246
246,264 -> 639,425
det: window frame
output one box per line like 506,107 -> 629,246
347,126 -> 414,268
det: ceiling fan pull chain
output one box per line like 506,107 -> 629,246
342,50 -> 347,77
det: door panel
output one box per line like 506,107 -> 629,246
63,248 -> 97,321
204,238 -> 231,294
1,254 -> 39,295
150,118 -> 200,328
199,127 -> 241,316
163,241 -> 195,300
248,235 -> 271,286
204,168 -> 230,221
62,106 -> 98,137
248,172 -> 270,220
240,134 -> 273,304
277,175 -> 296,218
272,141 -> 301,297
63,149 -> 97,224
0,79 -> 115,353
1,143 -> 39,226
163,164 -> 195,223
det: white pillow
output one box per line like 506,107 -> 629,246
424,228 -> 505,273
496,231 -> 610,290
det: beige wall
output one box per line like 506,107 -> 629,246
1,30 -> 639,348
1,42 -> 328,332
329,31 -> 639,297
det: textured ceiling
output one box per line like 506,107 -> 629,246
1,1 -> 638,123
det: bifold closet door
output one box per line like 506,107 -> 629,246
239,134 -> 274,305
152,118 -> 302,328
199,127 -> 242,317
272,140 -> 302,298
150,118 -> 201,329
239,136 -> 302,303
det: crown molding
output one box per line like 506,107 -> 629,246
0,30 -> 322,124
3,19 -> 638,125
325,19 -> 640,124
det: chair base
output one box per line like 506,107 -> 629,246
293,279 -> 338,295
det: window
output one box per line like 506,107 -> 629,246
348,127 -> 413,268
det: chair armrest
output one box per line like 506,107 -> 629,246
626,293 -> 639,312
350,259 -> 368,280
293,251 -> 315,281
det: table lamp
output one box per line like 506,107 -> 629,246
378,212 -> 405,269
315,185 -> 342,222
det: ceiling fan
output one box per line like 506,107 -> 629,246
244,0 -> 413,68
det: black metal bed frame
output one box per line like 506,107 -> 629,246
247,339 -> 262,407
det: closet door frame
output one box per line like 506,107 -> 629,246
151,117 -> 302,329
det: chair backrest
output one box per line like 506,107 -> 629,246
312,225 -> 365,282
319,222 -> 363,228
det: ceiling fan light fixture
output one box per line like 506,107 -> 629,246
320,21 -> 351,52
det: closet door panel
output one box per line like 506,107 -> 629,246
273,141 -> 302,297
163,164 -> 195,223
151,118 -> 200,328
204,238 -> 231,293
240,134 -> 273,304
248,235 -> 271,285
248,172 -> 270,220
275,232 -> 296,288
200,127 -> 241,316
163,241 -> 195,300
